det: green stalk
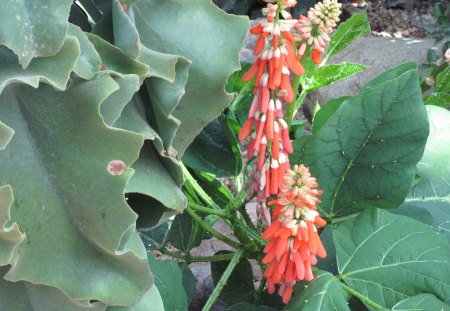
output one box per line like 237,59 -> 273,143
286,89 -> 308,129
202,249 -> 245,311
182,163 -> 221,210
189,202 -> 229,218
328,212 -> 361,225
185,207 -> 241,249
341,284 -> 384,310
158,248 -> 236,262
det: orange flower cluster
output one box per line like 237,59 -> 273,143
238,1 -> 299,199
261,165 -> 327,303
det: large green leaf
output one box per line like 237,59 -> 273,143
0,267 -> 107,311
100,74 -> 140,126
306,63 -> 367,91
166,212 -> 204,252
285,272 -> 350,311
334,209 -> 450,309
312,96 -> 349,133
324,13 -> 371,61
211,250 -> 255,305
0,0 -> 73,68
115,97 -> 186,227
147,253 -> 189,311
392,294 -> 450,311
128,0 -> 250,156
86,33 -> 149,79
125,143 -> 186,228
107,286 -> 165,311
394,106 -> 450,241
67,24 -> 102,80
301,63 -> 429,217
0,37 -> 79,93
183,115 -> 242,177
0,186 -> 24,266
0,75 -> 152,305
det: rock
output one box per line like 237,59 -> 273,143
309,36 -> 438,105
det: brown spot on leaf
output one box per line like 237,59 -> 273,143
107,160 -> 126,176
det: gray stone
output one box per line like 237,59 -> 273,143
310,36 -> 438,105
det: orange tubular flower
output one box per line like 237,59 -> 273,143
262,164 -> 327,304
239,1 -> 302,200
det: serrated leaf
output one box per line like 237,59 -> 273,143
147,253 -> 189,311
0,0 -> 73,68
392,293 -> 450,311
436,67 -> 450,93
312,96 -> 349,133
0,75 -> 152,306
285,272 -> 350,311
183,115 -> 243,177
0,266 -> 107,311
127,0 -> 250,156
306,63 -> 367,90
67,24 -> 102,80
0,186 -> 24,266
211,250 -> 255,305
395,106 -> 450,242
301,63 -> 429,217
0,37 -> 80,93
325,13 -> 371,61
334,209 -> 450,309
424,92 -> 450,107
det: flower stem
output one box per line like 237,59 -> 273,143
158,248 -> 236,262
202,249 -> 245,311
328,212 -> 361,225
188,202 -> 229,218
286,88 -> 308,129
185,207 -> 241,249
341,283 -> 384,310
181,163 -> 221,210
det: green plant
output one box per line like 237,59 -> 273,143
1,0 -> 450,311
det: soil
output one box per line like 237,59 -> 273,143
343,0 -> 448,38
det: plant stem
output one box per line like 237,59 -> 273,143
286,89 -> 308,129
329,212 -> 361,225
182,163 -> 220,210
158,248 -> 236,262
255,277 -> 266,304
189,202 -> 229,218
341,284 -> 384,310
202,249 -> 245,311
185,207 -> 241,249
